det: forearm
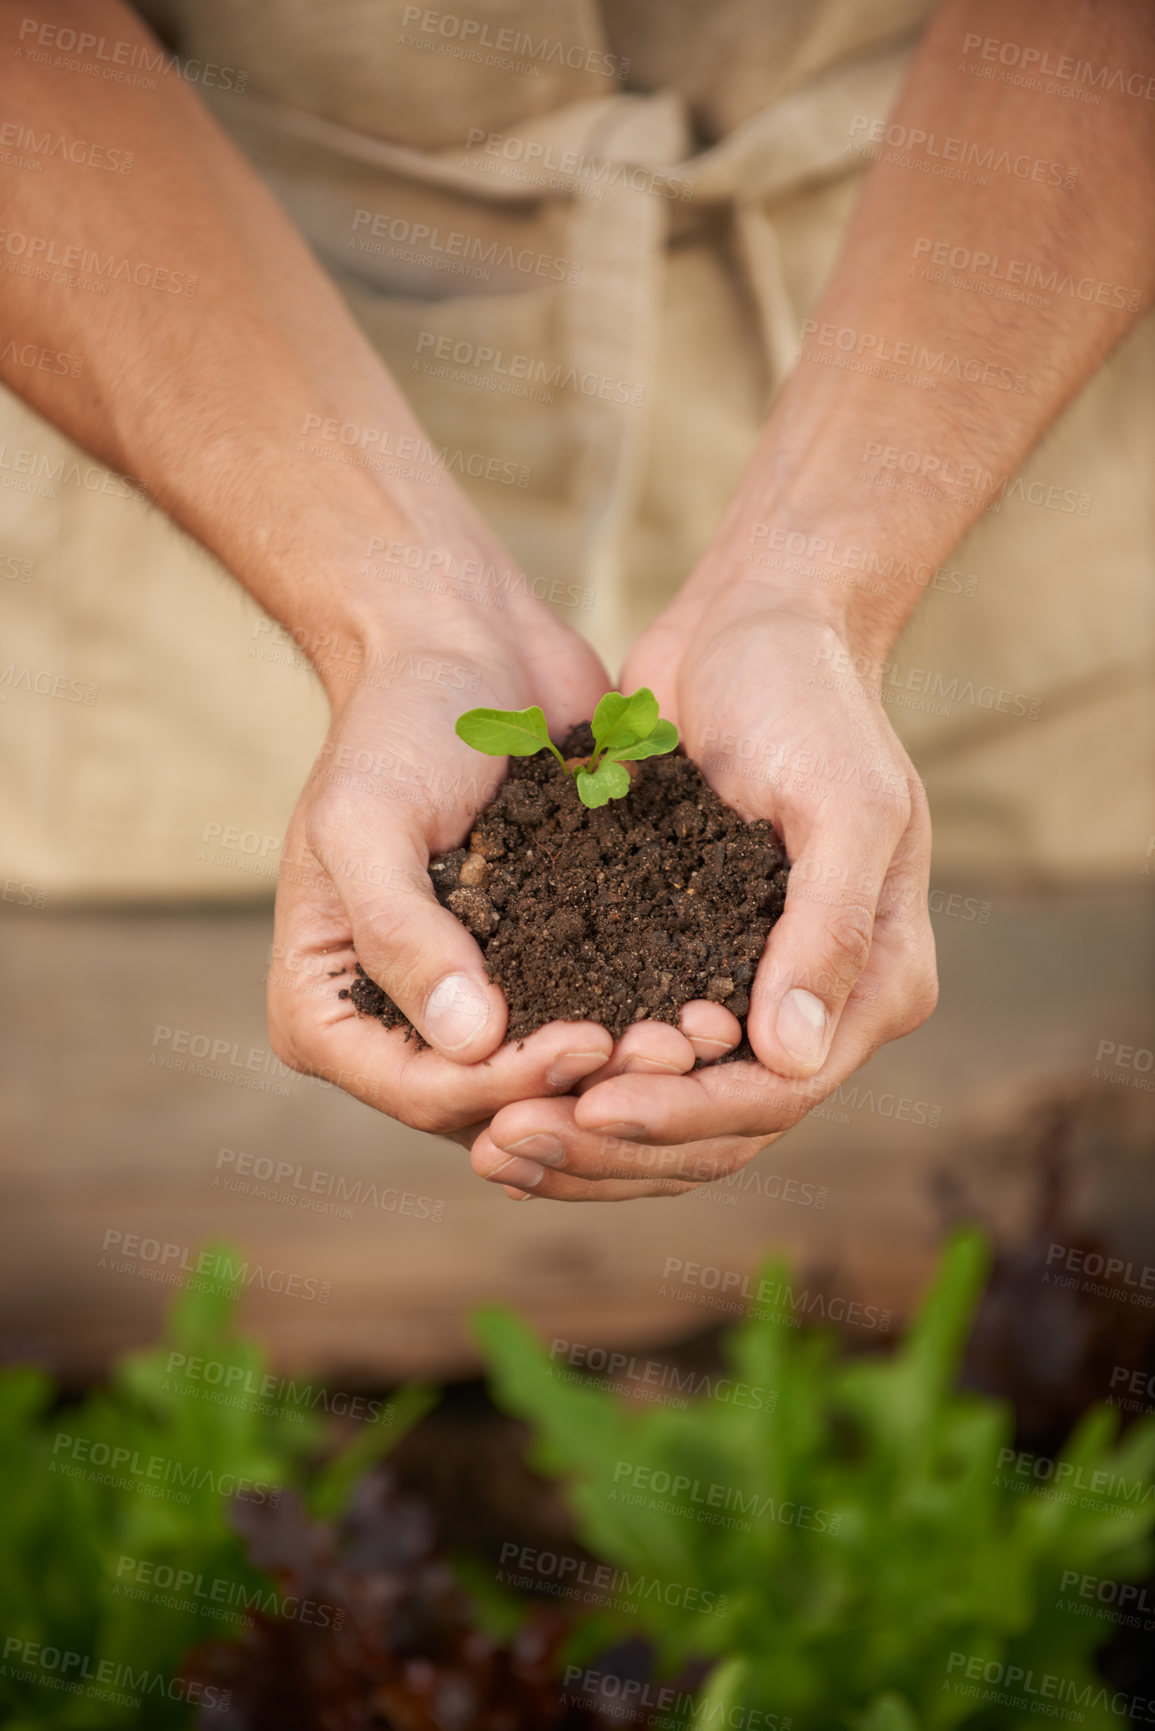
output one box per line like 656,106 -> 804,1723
721,0 -> 1155,662
0,0 -> 474,693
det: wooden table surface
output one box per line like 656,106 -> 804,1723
1,888 -> 1151,1384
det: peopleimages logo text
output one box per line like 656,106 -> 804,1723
960,33 -> 1155,100
0,229 -> 196,294
350,210 -> 580,284
400,8 -> 628,80
945,1651 -> 1155,1722
16,18 -> 247,92
497,1544 -> 725,1615
1046,1242 -> 1155,1291
2,1637 -> 230,1713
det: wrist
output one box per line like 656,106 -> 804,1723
697,358 -> 977,664
253,508 -> 524,718
242,520 -> 416,714
707,484 -> 950,667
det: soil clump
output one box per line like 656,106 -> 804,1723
343,725 -> 789,1061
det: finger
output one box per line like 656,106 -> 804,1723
747,793 -> 911,1078
270,869 -> 614,1129
573,1019 -> 698,1092
678,1000 -> 742,1064
477,1096 -> 766,1189
299,1001 -> 612,1134
573,854 -> 937,1151
470,852 -> 934,1176
859,801 -> 939,1036
573,1063 -> 811,1145
306,797 -> 507,1063
469,1121 -> 708,1201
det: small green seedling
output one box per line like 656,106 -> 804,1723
455,687 -> 678,809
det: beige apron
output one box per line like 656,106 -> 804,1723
1,0 -> 1150,896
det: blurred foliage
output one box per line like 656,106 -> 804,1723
0,1247 -> 432,1728
3,1230 -> 1152,1730
477,1231 -> 1155,1731
186,1472 -> 617,1730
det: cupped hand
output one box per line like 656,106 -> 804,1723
468,582 -> 938,1200
266,531 -> 732,1148
266,535 -> 620,1135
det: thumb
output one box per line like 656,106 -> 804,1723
318,815 -> 507,1063
747,808 -> 900,1077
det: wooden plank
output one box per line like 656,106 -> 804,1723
1,896 -> 1152,1381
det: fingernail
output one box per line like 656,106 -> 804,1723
776,988 -> 828,1068
504,1187 -> 536,1201
501,1133 -> 566,1167
480,1154 -> 546,1188
622,1055 -> 684,1074
424,972 -> 491,1053
546,1050 -> 606,1089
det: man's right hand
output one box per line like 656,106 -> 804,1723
266,567 -> 622,1142
264,557 -> 732,1183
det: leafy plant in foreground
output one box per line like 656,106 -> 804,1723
0,1249 -> 433,1729
476,1232 -> 1155,1731
456,686 -> 678,808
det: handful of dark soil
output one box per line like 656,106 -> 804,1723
344,725 -> 788,1057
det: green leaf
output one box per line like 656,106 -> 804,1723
475,1228 -> 1155,1729
854,1691 -> 921,1731
591,687 -> 659,754
450,1552 -> 528,1642
576,759 -> 631,807
455,705 -> 555,758
691,1658 -> 754,1729
0,1366 -> 53,1432
608,718 -> 679,762
309,1384 -> 440,1521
